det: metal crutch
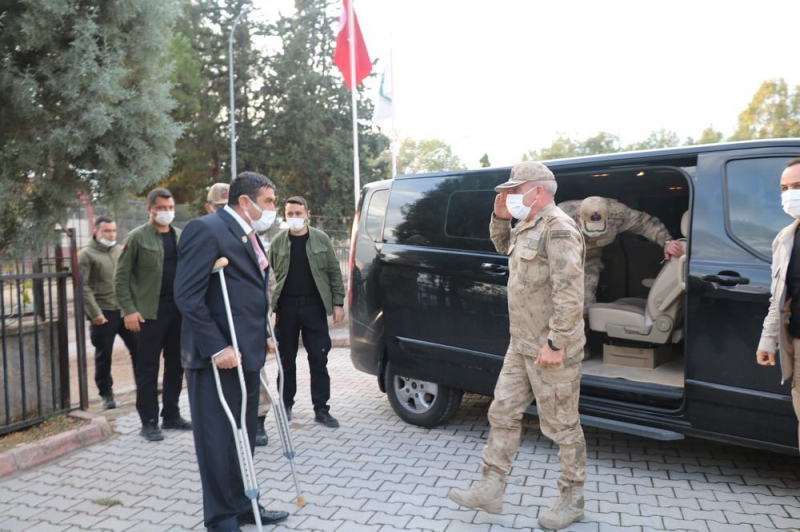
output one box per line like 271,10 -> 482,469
211,257 -> 263,532
261,316 -> 306,506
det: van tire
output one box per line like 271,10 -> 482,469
384,361 -> 463,427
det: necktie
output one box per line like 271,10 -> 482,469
247,231 -> 268,272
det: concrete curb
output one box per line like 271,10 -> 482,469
0,410 -> 113,479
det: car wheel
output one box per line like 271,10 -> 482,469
384,361 -> 463,427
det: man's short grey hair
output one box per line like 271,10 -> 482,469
535,180 -> 558,196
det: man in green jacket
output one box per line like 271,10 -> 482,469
115,188 -> 191,442
268,196 -> 345,429
78,215 -> 138,410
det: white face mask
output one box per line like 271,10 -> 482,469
154,211 -> 175,226
505,187 -> 537,221
246,196 -> 276,231
287,217 -> 307,232
98,238 -> 116,248
782,189 -> 800,218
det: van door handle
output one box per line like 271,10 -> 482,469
481,263 -> 509,276
701,272 -> 750,286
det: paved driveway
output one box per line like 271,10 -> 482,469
1,347 -> 799,531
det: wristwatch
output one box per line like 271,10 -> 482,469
548,339 -> 560,351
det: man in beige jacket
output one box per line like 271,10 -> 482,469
757,157 -> 800,451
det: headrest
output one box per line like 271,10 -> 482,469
680,211 -> 689,238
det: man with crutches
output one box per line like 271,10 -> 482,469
175,172 -> 289,532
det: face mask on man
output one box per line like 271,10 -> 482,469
286,217 -> 306,232
246,196 -> 277,231
154,211 -> 175,226
782,189 -> 800,218
505,187 -> 537,221
98,238 -> 116,248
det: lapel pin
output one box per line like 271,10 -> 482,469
242,236 -> 247,243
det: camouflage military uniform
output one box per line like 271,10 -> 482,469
483,202 -> 586,485
559,198 -> 672,309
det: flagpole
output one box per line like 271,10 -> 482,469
348,0 -> 360,210
389,44 -> 397,178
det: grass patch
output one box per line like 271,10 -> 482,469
92,498 -> 122,507
0,414 -> 88,454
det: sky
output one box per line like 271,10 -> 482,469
256,0 -> 800,169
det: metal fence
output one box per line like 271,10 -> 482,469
0,228 -> 88,436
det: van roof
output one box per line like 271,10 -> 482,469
393,138 -> 800,180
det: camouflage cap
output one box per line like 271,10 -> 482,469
579,196 -> 609,233
494,161 -> 555,192
207,183 -> 230,205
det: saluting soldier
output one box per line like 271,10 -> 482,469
448,161 -> 588,531
559,196 -> 684,310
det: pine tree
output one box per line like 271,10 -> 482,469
257,0 -> 390,218
161,0 -> 261,209
0,0 -> 182,255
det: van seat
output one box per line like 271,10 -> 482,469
588,301 -> 645,331
587,211 -> 688,346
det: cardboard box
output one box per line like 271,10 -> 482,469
603,343 -> 672,370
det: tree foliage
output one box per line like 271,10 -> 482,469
729,79 -> 800,141
624,129 -> 681,151
687,127 -> 724,146
520,79 -> 800,162
523,132 -> 620,161
253,0 -> 389,217
159,0 -> 261,209
0,0 -> 182,255
397,138 -> 465,174
479,153 -> 491,168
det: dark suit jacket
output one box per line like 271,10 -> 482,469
175,208 -> 270,373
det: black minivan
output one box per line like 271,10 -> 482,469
348,139 -> 800,455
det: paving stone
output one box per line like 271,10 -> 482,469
1,348 -> 799,532
663,516 -> 711,531
621,514 -> 663,528
708,523 -> 755,532
770,515 -> 800,530
404,516 -> 446,532
682,508 -> 727,524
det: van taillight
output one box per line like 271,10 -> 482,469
347,211 -> 359,308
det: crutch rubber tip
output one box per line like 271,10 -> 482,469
297,495 -> 306,507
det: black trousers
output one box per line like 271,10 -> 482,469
135,300 -> 184,425
275,303 -> 332,412
89,309 -> 138,397
187,367 -> 260,532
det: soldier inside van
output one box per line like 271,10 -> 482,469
558,196 -> 685,311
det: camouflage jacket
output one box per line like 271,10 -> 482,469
490,202 -> 586,364
559,198 -> 672,262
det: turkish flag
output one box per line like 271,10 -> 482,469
333,0 -> 372,90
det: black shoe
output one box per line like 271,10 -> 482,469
140,423 -> 164,442
162,416 -> 192,430
237,506 -> 289,525
101,392 -> 116,410
255,416 -> 268,447
285,406 -> 292,421
314,411 -> 339,428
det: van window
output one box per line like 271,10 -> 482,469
725,157 -> 795,259
365,189 -> 389,242
383,176 -> 449,247
384,172 -> 509,252
443,190 -> 497,252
